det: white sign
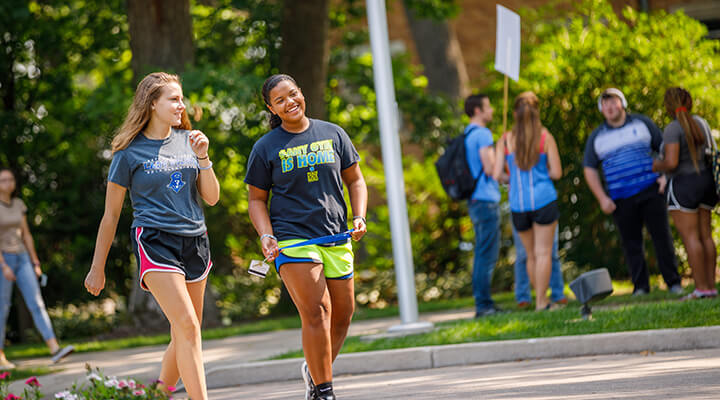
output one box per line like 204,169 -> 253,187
494,4 -> 521,82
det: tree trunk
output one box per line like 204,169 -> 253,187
403,3 -> 470,99
279,0 -> 331,120
126,0 -> 195,78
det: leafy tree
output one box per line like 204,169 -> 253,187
484,0 -> 720,279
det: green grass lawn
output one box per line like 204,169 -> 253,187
273,296 -> 720,359
1,366 -> 59,382
3,279 -> 712,362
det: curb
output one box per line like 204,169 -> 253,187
204,325 -> 720,389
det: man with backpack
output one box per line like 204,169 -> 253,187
463,94 -> 503,317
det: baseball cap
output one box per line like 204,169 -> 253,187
597,88 -> 627,111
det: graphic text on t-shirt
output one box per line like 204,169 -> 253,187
279,139 -> 336,183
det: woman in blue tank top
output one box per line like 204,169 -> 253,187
493,92 -> 562,311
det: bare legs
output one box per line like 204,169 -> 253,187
670,209 -> 717,292
327,279 -> 354,360
516,221 -> 558,310
144,273 -> 208,400
280,263 -> 354,385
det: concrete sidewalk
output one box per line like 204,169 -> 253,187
8,307 -> 720,396
6,308 -> 474,395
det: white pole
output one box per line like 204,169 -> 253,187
366,0 -> 432,334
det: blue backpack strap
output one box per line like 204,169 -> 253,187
279,230 -> 354,251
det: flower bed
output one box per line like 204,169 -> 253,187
0,366 -> 173,400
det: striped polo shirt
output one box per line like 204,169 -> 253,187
583,114 -> 662,200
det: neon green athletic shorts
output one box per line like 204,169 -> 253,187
274,239 -> 354,279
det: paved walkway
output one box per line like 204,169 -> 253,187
208,348 -> 720,399
7,308 -> 475,396
7,307 -> 720,398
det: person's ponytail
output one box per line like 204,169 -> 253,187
664,87 -> 704,173
269,113 -> 282,129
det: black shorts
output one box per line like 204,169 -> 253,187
131,227 -> 212,291
667,169 -> 718,212
511,201 -> 560,232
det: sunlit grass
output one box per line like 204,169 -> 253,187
4,366 -> 59,382
272,296 -> 720,360
3,279 -> 709,361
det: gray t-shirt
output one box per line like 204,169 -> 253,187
108,129 -> 206,236
662,115 -> 710,178
244,119 -> 360,241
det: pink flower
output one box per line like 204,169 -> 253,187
0,372 -> 10,380
5,394 -> 21,400
168,385 -> 176,392
25,376 -> 41,387
133,389 -> 146,396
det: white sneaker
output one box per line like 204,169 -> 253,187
51,345 -> 74,364
301,361 -> 315,400
0,358 -> 15,370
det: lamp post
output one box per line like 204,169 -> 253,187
366,0 -> 433,334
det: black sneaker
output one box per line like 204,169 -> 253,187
315,390 -> 336,400
315,382 -> 336,400
302,361 -> 315,400
474,305 -> 504,318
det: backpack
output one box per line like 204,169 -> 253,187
435,131 -> 478,200
699,117 -> 720,196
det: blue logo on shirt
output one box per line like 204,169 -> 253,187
167,172 -> 185,193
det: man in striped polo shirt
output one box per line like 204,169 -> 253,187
583,88 -> 682,296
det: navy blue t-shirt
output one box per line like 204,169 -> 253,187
244,119 -> 360,241
108,129 -> 206,236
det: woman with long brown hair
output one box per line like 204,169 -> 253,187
492,91 -> 562,311
84,72 -> 219,399
653,87 -> 717,300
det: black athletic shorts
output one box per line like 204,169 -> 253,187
667,169 -> 718,212
131,227 -> 212,291
511,200 -> 560,232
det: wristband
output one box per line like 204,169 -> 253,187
196,154 -> 209,160
198,161 -> 213,170
260,234 -> 277,242
353,216 -> 366,224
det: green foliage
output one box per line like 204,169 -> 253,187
483,0 -> 720,278
324,22 -> 492,307
3,0 -> 719,334
402,0 -> 460,20
47,300 -> 121,340
0,0 -> 135,308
